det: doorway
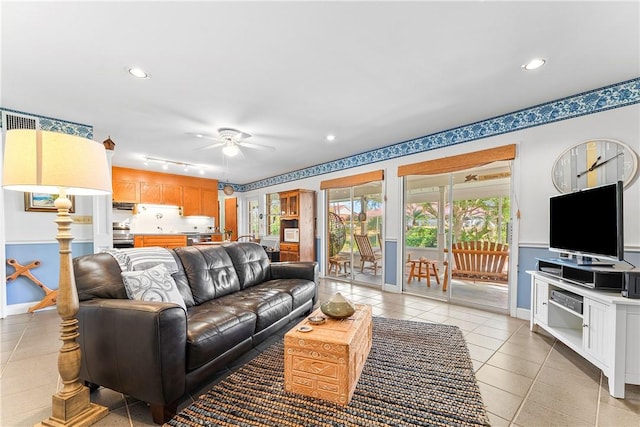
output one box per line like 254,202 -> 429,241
224,197 -> 237,240
402,161 -> 512,312
326,181 -> 383,288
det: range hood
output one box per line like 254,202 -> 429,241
112,202 -> 136,211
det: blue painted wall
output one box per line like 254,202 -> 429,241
384,240 -> 398,287
5,242 -> 95,304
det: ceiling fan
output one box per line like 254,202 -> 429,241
192,128 -> 275,157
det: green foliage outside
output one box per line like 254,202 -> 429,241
405,227 -> 437,247
405,196 -> 510,248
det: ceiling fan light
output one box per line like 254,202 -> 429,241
223,144 -> 240,157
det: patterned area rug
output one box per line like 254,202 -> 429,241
168,317 -> 490,427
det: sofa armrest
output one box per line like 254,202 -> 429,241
270,261 -> 318,283
270,262 -> 318,304
77,299 -> 187,406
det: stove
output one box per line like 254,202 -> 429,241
113,222 -> 134,248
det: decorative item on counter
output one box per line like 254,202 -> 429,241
320,292 -> 356,319
223,229 -> 233,241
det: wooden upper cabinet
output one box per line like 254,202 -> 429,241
182,186 -> 202,216
183,186 -> 218,219
112,166 -> 218,216
113,179 -> 139,203
279,191 -> 299,218
140,182 -> 162,204
141,182 -> 182,205
162,184 -> 183,206
202,189 -> 217,218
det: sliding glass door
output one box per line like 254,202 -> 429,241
326,181 -> 383,288
402,162 -> 511,312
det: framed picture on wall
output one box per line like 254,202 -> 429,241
24,192 -> 75,212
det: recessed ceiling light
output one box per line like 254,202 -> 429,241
522,58 -> 546,71
128,67 -> 150,79
326,134 -> 336,142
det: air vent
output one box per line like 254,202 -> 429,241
3,112 -> 38,130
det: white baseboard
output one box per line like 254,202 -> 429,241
4,302 -> 56,317
383,283 -> 401,293
516,307 -> 530,321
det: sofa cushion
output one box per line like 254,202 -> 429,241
251,279 -> 316,311
121,264 -> 187,311
219,288 -> 293,332
223,242 -> 271,289
186,302 -> 256,371
174,246 -> 241,305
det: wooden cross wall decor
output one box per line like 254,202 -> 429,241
6,258 -> 58,312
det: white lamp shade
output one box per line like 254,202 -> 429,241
3,129 -> 112,195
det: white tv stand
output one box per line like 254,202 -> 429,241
528,259 -> 640,398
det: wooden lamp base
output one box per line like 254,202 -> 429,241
36,387 -> 108,427
35,195 -> 108,427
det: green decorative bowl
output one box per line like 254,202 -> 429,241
320,292 -> 356,319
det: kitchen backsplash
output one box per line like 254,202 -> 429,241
112,204 -> 216,234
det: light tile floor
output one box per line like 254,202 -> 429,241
1,278 -> 639,426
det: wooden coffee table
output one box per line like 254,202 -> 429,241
284,304 -> 372,405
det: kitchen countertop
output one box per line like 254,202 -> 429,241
130,232 -> 222,236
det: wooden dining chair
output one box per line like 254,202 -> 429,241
354,234 -> 382,275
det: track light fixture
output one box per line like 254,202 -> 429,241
143,156 -> 205,174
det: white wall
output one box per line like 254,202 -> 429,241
3,190 -> 96,243
240,104 -> 639,251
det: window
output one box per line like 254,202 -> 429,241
248,199 -> 260,237
266,193 -> 280,236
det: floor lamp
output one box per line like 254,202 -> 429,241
3,129 -> 111,426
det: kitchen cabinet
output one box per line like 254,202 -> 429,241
134,234 -> 187,249
202,189 -> 217,217
183,186 -> 218,217
113,179 -> 139,203
111,167 -> 218,222
278,189 -> 315,262
140,182 -> 182,206
529,269 -> 640,399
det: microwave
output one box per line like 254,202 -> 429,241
283,228 -> 300,243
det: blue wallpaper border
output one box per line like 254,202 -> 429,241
0,107 -> 93,138
4,77 -> 638,196
237,78 -> 640,192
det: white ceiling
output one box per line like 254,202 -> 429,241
2,1 -> 638,185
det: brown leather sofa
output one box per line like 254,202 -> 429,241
73,242 -> 318,424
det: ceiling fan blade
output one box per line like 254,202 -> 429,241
194,141 -> 225,151
187,132 -> 224,142
238,141 -> 276,151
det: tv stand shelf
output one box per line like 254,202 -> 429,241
528,264 -> 640,399
538,258 -> 626,290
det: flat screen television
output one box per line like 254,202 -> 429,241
549,181 -> 624,264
